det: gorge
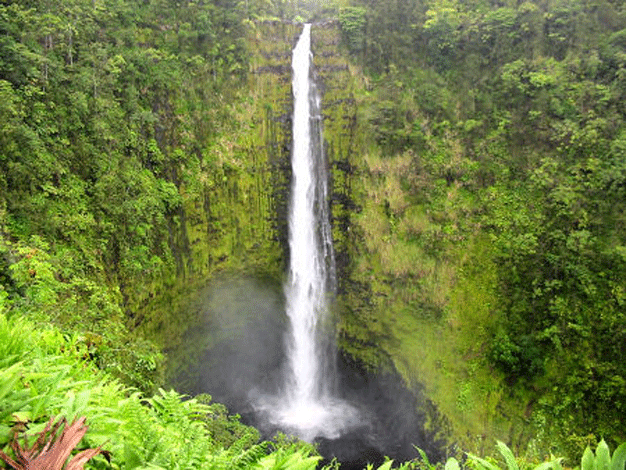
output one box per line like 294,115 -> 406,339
2,1 -> 625,467
169,22 -> 442,466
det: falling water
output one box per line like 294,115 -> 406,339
284,21 -> 329,406
253,23 -> 359,443
173,22 -> 444,465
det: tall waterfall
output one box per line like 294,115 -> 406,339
254,23 -> 359,443
284,22 -> 335,408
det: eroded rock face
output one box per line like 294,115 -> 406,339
167,21 -> 447,467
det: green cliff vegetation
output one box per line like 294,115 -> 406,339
334,0 -> 626,460
1,0 -> 626,467
0,0 -> 258,391
0,0 -> 308,390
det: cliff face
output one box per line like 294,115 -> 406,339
138,22 -> 301,347
0,4 -> 534,450
141,21 -> 466,453
146,20 -> 363,333
163,24 -> 448,462
176,21 -> 298,278
158,19 -> 362,402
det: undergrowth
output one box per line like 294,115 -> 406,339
0,312 -> 318,469
1,311 -> 623,470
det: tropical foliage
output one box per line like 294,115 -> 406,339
0,311 -> 328,469
1,0 -> 625,466
335,0 -> 626,459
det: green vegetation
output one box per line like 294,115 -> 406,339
4,306 -> 618,469
0,0 -> 259,392
460,440 -> 625,470
0,0 -> 625,467
0,311 -> 327,469
333,0 -> 626,460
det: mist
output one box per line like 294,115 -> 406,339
170,276 -> 287,410
168,274 -> 444,468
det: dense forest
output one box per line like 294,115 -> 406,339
335,0 -> 626,458
0,0 -> 625,468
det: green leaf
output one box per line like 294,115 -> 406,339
11,411 -> 31,423
497,440 -> 519,470
123,442 -> 145,470
597,440 -> 612,470
0,424 -> 12,446
417,447 -> 431,466
446,457 -> 461,470
469,454 -> 502,470
0,363 -> 22,402
611,443 -> 626,470
376,461 -> 394,470
534,458 -> 564,470
582,446 -> 596,470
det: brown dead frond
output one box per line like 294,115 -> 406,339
0,416 -> 106,470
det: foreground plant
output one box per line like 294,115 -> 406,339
415,441 -> 563,470
581,439 -> 626,470
439,439 -> 626,470
0,416 -> 104,470
466,441 -> 563,470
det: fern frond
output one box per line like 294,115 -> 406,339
230,442 -> 270,469
254,447 -> 321,470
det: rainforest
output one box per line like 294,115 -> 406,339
1,0 -> 625,469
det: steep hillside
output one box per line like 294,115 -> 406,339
333,0 -> 626,459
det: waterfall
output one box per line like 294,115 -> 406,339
276,21 -> 356,441
252,23 -> 359,443
284,22 -> 335,407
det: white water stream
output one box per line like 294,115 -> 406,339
284,22 -> 329,407
253,24 -> 359,442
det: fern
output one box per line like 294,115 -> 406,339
253,446 -> 320,470
0,312 -> 251,470
229,442 -> 270,469
0,315 -> 29,369
145,389 -> 191,425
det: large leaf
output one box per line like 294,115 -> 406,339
582,446 -> 596,470
597,440 -> 612,470
497,440 -> 519,470
611,443 -> 626,470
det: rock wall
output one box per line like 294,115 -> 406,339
138,21 -> 301,348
